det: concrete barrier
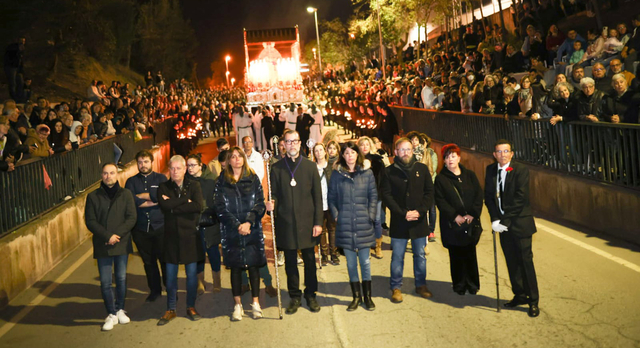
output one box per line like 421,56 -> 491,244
430,141 -> 640,245
0,143 -> 170,309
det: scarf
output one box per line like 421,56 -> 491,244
101,181 -> 120,200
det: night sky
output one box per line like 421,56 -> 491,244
182,0 -> 353,83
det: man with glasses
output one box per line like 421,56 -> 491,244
266,129 -> 323,314
592,62 -> 614,96
379,137 -> 434,303
484,139 -> 540,317
608,58 -> 638,90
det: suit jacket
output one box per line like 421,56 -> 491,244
484,161 -> 536,238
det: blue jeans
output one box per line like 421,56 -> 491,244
344,248 -> 371,282
374,201 -> 383,239
166,262 -> 198,310
428,205 -> 437,234
97,254 -> 129,315
390,237 -> 427,290
197,229 -> 221,273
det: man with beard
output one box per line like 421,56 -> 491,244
124,150 -> 168,302
379,138 -> 435,303
266,129 -> 323,314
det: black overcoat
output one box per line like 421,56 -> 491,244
434,164 -> 484,248
484,161 -> 536,238
157,178 -> 205,264
270,155 -> 323,250
379,157 -> 434,239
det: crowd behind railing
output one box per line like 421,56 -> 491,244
304,9 -> 640,132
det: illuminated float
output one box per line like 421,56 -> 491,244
243,27 -> 304,105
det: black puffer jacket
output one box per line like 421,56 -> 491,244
189,165 -> 220,248
214,173 -> 266,269
327,164 -> 377,251
434,164 -> 483,248
576,90 -> 605,121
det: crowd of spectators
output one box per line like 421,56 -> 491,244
304,7 -> 640,128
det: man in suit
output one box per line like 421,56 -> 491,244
266,129 -> 324,314
484,139 -> 540,318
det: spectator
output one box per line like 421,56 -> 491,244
608,58 -> 638,89
0,115 -> 31,171
546,25 -> 566,66
48,119 -> 72,153
503,45 -> 525,74
592,62 -> 614,96
569,65 -> 585,90
459,84 -> 473,113
602,73 -> 640,123
568,40 -> 585,65
556,29 -> 587,64
579,28 -> 606,66
483,75 -> 502,112
576,77 -> 605,122
621,15 -> 640,75
549,82 -> 579,124
4,37 -> 25,101
25,124 -> 53,157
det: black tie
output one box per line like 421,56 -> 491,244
498,169 -> 504,211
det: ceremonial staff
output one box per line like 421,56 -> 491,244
493,230 -> 501,312
263,149 -> 283,319
306,138 -> 322,270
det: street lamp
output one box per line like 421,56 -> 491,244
312,47 -> 317,60
225,71 -> 230,88
307,7 -> 322,78
225,55 -> 231,87
231,77 -> 236,86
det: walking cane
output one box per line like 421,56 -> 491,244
263,150 -> 283,319
492,230 -> 501,313
306,138 -> 322,270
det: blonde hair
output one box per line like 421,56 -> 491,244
357,136 -> 376,155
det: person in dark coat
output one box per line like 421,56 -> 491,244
379,138 -> 435,303
484,139 -> 540,318
357,136 -> 385,259
124,150 -> 168,303
434,144 -> 483,295
266,129 -> 324,314
214,147 -> 267,321
295,106 -> 314,156
328,141 -> 378,311
186,154 -> 222,294
376,101 -> 399,152
84,163 -> 137,331
157,155 -> 204,325
601,73 -> 640,124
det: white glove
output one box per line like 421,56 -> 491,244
492,220 -> 508,233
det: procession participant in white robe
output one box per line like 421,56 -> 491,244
308,104 -> 324,145
279,103 -> 298,131
234,106 -> 253,147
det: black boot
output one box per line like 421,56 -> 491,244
347,282 -> 362,311
362,280 -> 376,311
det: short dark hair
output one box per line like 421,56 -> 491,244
135,150 -> 154,162
218,149 -> 229,163
216,137 -> 228,149
336,141 -> 364,169
494,139 -> 513,150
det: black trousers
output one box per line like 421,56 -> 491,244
320,211 -> 336,256
447,244 -> 480,293
283,248 -> 317,299
500,232 -> 539,305
132,227 -> 166,294
230,266 -> 260,297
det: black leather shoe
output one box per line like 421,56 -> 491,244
145,292 -> 161,302
503,297 -> 528,308
528,304 -> 540,317
285,299 -> 301,314
306,297 -> 321,312
186,307 -> 202,321
347,282 -> 362,311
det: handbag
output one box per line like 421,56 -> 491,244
449,185 -> 483,244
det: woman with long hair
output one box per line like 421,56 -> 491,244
214,147 -> 266,321
328,141 -> 378,311
357,136 -> 385,258
312,142 -> 338,266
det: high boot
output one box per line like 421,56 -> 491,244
362,281 -> 376,311
347,282 -> 362,311
212,271 -> 221,292
374,238 -> 383,259
197,272 -> 206,295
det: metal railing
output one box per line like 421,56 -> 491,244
393,107 -> 640,189
0,119 -> 173,236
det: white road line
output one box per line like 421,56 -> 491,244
537,222 -> 640,274
0,248 -> 93,339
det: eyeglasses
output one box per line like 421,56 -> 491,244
243,141 -> 253,144
187,164 -> 199,168
494,150 -> 511,154
284,139 -> 300,145
397,148 -> 412,154
593,68 -> 604,71
610,63 -> 622,67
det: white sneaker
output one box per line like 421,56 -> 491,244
251,302 -> 263,319
277,251 -> 285,267
116,309 -> 130,324
231,304 -> 243,321
102,314 -> 118,331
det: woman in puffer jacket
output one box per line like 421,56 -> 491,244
213,147 -> 266,321
328,141 -> 378,311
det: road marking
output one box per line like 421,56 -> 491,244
537,222 -> 640,274
0,248 -> 93,339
